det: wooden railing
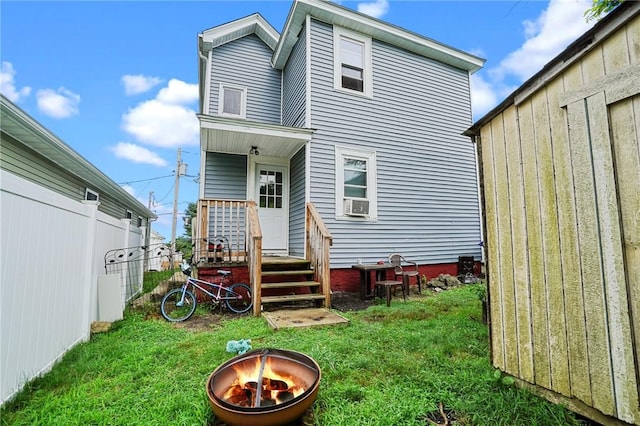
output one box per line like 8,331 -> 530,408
194,199 -> 330,316
246,201 -> 262,316
306,202 -> 333,307
193,199 -> 249,264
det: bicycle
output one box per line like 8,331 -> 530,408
160,261 -> 253,321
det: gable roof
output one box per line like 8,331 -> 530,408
198,13 -> 280,54
0,94 -> 156,219
272,0 -> 484,72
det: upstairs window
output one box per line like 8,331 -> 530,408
341,38 -> 364,92
334,27 -> 372,97
218,83 -> 247,118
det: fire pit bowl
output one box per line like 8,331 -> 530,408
206,348 -> 321,426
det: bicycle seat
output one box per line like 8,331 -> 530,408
217,270 -> 231,276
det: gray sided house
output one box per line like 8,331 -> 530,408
196,0 -> 484,294
0,94 -> 156,403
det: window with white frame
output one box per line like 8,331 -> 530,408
333,27 -> 372,97
218,83 -> 247,118
85,188 -> 99,201
335,146 -> 377,219
125,210 -> 133,220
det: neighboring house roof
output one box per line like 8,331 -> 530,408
465,1 -> 639,136
150,230 -> 166,241
272,0 -> 485,72
0,94 -> 156,219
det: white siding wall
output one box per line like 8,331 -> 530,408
308,19 -> 482,267
0,170 -> 144,404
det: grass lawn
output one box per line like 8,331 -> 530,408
1,285 -> 586,425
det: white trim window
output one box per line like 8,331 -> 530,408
218,83 -> 247,118
335,146 -> 377,220
85,188 -> 99,201
333,27 -> 372,97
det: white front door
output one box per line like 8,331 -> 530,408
255,164 -> 289,253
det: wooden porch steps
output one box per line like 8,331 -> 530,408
261,294 -> 327,304
262,269 -> 315,277
260,257 -> 325,308
262,281 -> 320,289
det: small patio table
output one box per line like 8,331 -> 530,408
352,263 -> 394,299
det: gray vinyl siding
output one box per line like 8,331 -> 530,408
1,132 -> 149,225
209,34 -> 281,124
288,147 -> 306,257
203,153 -> 247,248
282,26 -> 307,128
203,152 -> 247,199
308,19 -> 481,268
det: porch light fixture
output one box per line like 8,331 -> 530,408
250,146 -> 259,155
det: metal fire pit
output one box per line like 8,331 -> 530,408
206,348 -> 321,426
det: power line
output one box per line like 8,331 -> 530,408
118,174 -> 173,185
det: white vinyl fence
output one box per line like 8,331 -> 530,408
0,170 -> 146,404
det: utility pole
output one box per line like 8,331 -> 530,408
171,148 -> 186,262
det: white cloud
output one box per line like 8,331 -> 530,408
156,79 -> 199,105
470,75 -> 498,119
122,74 -> 163,95
357,0 -> 389,18
494,0 -> 594,82
121,184 -> 136,196
0,62 -> 32,102
36,87 -> 80,118
111,142 -> 168,167
471,0 -> 594,119
122,98 -> 199,147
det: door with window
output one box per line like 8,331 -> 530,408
255,164 -> 289,253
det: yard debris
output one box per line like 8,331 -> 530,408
425,402 -> 453,426
226,339 -> 252,355
90,321 -> 112,334
426,274 -> 462,289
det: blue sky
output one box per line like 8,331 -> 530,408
1,0 -> 595,241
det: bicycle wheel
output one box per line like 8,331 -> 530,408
161,288 -> 197,322
225,283 -> 253,314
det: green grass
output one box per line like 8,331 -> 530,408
143,269 -> 175,294
1,286 -> 584,425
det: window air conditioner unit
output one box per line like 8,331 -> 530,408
344,198 -> 369,217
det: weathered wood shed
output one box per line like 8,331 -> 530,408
465,3 -> 639,425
